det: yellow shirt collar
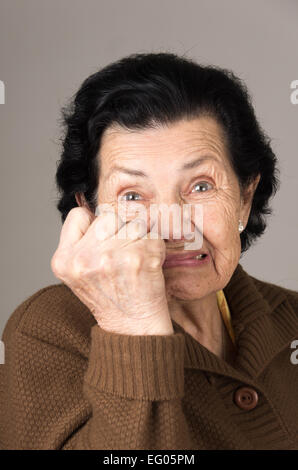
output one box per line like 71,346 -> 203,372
216,290 -> 236,346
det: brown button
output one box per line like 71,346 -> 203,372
234,386 -> 259,410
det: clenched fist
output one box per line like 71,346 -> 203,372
51,207 -> 174,336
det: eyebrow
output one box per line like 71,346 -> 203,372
105,155 -> 219,180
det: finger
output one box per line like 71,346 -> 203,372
146,217 -> 164,240
58,207 -> 96,249
114,214 -> 152,247
90,209 -> 127,242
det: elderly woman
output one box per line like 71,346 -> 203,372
1,52 -> 298,451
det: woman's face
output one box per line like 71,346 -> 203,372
95,116 -> 260,300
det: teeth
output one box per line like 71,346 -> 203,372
195,254 -> 206,259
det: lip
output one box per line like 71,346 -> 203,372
164,249 -> 207,262
162,249 -> 209,268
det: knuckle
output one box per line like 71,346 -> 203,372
51,251 -> 65,276
122,251 -> 142,270
67,206 -> 91,224
148,256 -> 162,270
67,207 -> 81,220
98,251 -> 114,272
71,253 -> 86,279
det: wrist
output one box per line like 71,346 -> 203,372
98,312 -> 174,336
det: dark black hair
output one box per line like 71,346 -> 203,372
55,51 -> 280,253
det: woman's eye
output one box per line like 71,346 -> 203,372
121,182 -> 213,200
121,192 -> 142,201
191,181 -> 213,193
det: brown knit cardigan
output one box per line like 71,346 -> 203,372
1,263 -> 298,450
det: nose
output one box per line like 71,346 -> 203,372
149,200 -> 202,246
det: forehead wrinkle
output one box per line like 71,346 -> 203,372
104,154 -> 227,184
101,120 -> 226,153
100,120 -> 230,181
103,134 -> 225,159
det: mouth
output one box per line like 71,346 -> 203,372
162,249 -> 209,268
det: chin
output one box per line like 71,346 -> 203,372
165,277 -> 210,301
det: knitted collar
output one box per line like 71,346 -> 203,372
172,263 -> 298,382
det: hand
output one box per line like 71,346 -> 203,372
51,207 -> 174,336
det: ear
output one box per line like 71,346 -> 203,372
240,173 -> 261,229
75,192 -> 88,208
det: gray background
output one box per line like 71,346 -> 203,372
0,0 -> 297,337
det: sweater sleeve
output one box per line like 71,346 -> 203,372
0,291 -> 196,450
63,325 -> 195,450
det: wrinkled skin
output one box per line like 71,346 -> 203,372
51,116 -> 260,355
